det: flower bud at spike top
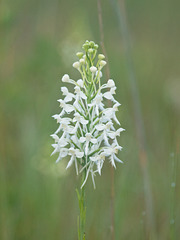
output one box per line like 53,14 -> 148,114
98,54 -> 105,60
88,48 -> 94,53
94,44 -> 98,50
79,58 -> 85,64
90,66 -> 97,73
73,61 -> 80,69
76,52 -> 84,59
62,74 -> 70,82
51,40 -> 124,188
100,60 -> 107,67
107,79 -> 115,88
89,41 -> 95,47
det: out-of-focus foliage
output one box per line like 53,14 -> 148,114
0,0 -> 180,239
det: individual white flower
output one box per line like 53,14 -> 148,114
52,114 -> 61,123
108,128 -> 125,139
61,87 -> 74,102
58,99 -> 74,115
73,86 -> 87,109
73,112 -> 88,125
103,102 -> 121,125
88,92 -> 104,115
74,86 -> 87,99
51,141 -> 68,156
90,152 -> 106,175
54,147 -> 69,163
102,79 -> 115,89
53,117 -> 73,134
103,87 -> 116,101
80,133 -> 97,155
66,147 -> 84,174
95,121 -> 114,145
103,144 -> 123,168
72,112 -> 89,133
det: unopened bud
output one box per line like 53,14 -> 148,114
98,54 -> 105,60
94,44 -> 98,50
107,79 -> 115,88
76,52 -> 84,59
79,58 -> 85,64
88,48 -> 94,53
100,60 -> 107,67
90,66 -> 97,73
77,79 -> 84,88
73,61 -> 80,69
62,74 -> 70,82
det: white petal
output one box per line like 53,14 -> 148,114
65,104 -> 74,113
91,138 -> 97,144
108,132 -> 116,139
104,92 -> 113,100
66,155 -> 74,169
55,154 -> 62,163
90,156 -> 97,162
50,134 -> 59,142
73,61 -> 80,69
76,150 -> 84,158
113,114 -> 120,125
64,94 -> 73,103
80,118 -> 89,125
103,132 -> 110,145
58,139 -> 68,147
51,144 -> 59,156
85,142 -> 89,155
110,155 -> 116,168
80,91 -> 87,99
61,86 -> 68,94
95,124 -> 105,131
80,137 -> 86,143
60,148 -> 68,158
81,167 -> 90,188
114,154 -> 123,163
77,79 -> 84,87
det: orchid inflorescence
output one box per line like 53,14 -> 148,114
51,40 -> 124,188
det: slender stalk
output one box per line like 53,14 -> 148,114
110,0 -> 156,238
170,153 -> 176,240
77,169 -> 86,240
97,1 -> 115,239
169,137 -> 179,240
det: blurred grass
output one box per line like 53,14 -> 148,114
0,0 -> 180,239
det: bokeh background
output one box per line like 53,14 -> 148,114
0,0 -> 180,239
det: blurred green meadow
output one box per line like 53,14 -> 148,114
0,0 -> 180,239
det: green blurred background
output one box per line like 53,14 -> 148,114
0,0 -> 180,239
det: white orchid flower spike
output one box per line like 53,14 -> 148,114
51,40 -> 125,188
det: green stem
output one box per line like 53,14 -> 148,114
77,170 -> 86,240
